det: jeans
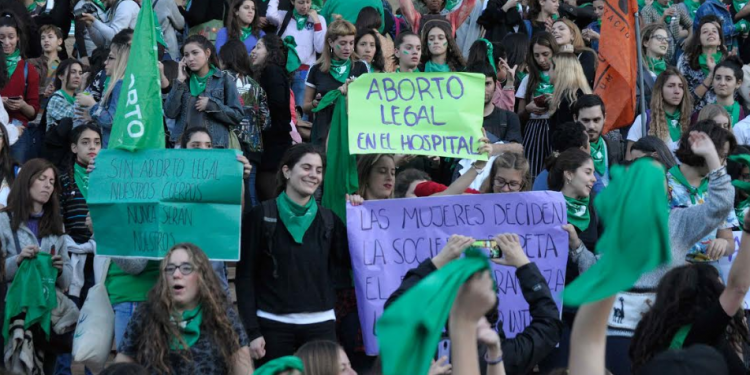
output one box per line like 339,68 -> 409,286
246,162 -> 259,209
605,335 -> 632,375
113,302 -> 140,350
211,261 -> 231,298
11,124 -> 44,164
291,69 -> 308,109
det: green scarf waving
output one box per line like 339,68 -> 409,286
169,305 -> 203,350
565,196 -> 591,232
533,71 -> 554,97
282,36 -> 302,73
312,90 -> 358,220
74,163 -> 90,199
729,154 -> 750,230
590,137 -> 608,176
189,65 -> 217,96
699,52 -> 722,76
91,0 -> 107,10
277,191 -> 318,243
669,165 -> 709,204
378,248 -> 490,375
647,56 -> 666,76
6,49 -> 21,77
683,0 -> 700,18
478,38 -> 497,74
725,102 -> 741,127
564,159 -> 671,306
424,60 -> 451,72
734,0 -> 750,33
292,9 -> 308,30
3,253 -> 58,339
665,110 -> 682,142
652,0 -> 674,23
329,58 -> 351,84
255,356 -> 305,375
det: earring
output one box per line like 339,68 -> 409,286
566,179 -> 571,184
57,46 -> 62,52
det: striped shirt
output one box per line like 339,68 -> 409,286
59,170 -> 92,244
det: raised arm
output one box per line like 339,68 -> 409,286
720,213 -> 750,315
568,296 -> 616,375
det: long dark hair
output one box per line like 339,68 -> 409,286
630,263 -> 750,371
0,12 -> 27,59
356,154 -> 394,197
225,0 -> 260,41
524,32 -> 559,103
355,28 -> 385,72
179,127 -> 213,148
219,39 -> 253,77
0,49 -> 8,90
136,243 -> 243,375
546,148 -> 592,191
0,125 -> 18,189
275,143 -> 325,196
4,158 -> 63,237
252,34 -> 288,80
354,6 -> 382,31
684,15 -> 727,72
675,120 -> 736,168
181,35 -> 221,71
392,30 -> 420,67
53,59 -> 83,91
631,136 -> 678,170
502,33 -> 529,71
467,39 -> 505,74
420,20 -> 466,71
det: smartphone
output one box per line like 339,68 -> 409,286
8,96 -> 22,101
473,240 -> 502,258
533,94 -> 548,109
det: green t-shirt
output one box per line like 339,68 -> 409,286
321,0 -> 385,34
106,261 -> 161,305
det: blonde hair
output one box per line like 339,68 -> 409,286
549,53 -> 591,115
479,152 -> 531,193
317,17 -> 357,74
555,19 -> 590,54
648,67 -> 693,142
101,43 -> 130,105
697,104 -> 731,128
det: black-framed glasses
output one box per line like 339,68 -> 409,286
164,263 -> 195,276
651,35 -> 669,43
493,179 -> 523,191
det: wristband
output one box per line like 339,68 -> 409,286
484,351 -> 503,365
701,82 -> 711,90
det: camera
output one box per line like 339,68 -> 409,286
74,3 -> 98,18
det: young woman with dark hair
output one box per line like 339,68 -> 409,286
115,243 -> 253,375
629,135 -> 678,170
466,39 -> 516,111
216,0 -> 265,53
355,28 -> 386,73
398,0 -> 477,36
707,56 -> 745,128
355,6 -> 394,72
165,35 -> 243,148
527,0 -> 559,36
678,15 -> 728,112
45,59 -> 82,130
502,33 -> 529,89
236,143 -> 351,363
392,30 -> 422,73
418,20 -> 466,72
356,154 -> 396,200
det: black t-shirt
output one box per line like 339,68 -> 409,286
683,298 -> 747,374
483,107 -> 523,143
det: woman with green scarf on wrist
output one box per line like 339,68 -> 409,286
216,0 -> 265,54
678,16 -> 727,113
418,20 -> 465,73
303,18 -> 368,148
114,243 -> 253,375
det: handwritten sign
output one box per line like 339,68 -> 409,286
348,72 -> 486,160
346,192 -> 568,355
87,149 -> 243,260
718,231 -> 750,309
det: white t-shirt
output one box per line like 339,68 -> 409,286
516,75 -> 551,120
734,115 -> 750,146
626,114 -> 679,153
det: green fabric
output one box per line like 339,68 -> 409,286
26,0 -> 44,12
683,0 -> 700,18
669,165 -> 709,205
699,52 -> 723,76
478,38 -> 497,74
74,163 -> 90,199
734,1 -> 750,32
565,195 -> 591,232
329,58 -> 351,84
725,101 -> 741,127
276,191 -> 318,244
665,110 -> 682,142
590,136 -> 607,176
647,56 -> 667,76
189,66 -> 216,96
283,36 -> 302,73
516,70 -> 528,83
395,67 -> 420,73
533,72 -> 554,97
444,0 -> 461,11
729,154 -> 750,230
57,90 -> 75,105
106,261 -> 160,305
240,26 -> 253,42
597,18 -> 602,26
639,0 -> 646,10
152,11 -> 168,47
669,324 -> 693,349
3,253 -> 58,340
321,0 -> 385,34
312,90 -> 358,221
292,9 -> 307,30
6,49 -> 20,78
170,305 -> 203,350
91,0 -> 107,10
255,356 -> 305,375
564,159 -> 671,306
378,248 -> 491,375
424,60 -> 451,72
652,0 -> 674,24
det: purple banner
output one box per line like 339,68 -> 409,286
346,192 -> 569,355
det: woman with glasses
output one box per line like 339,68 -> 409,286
479,152 -> 531,194
637,24 -> 671,113
114,243 -> 253,375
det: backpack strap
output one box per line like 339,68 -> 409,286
278,9 -> 295,36
260,199 -> 280,278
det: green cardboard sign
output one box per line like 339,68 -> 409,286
87,149 -> 243,260
348,72 -> 487,160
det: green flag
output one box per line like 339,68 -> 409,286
313,90 -> 357,221
4,253 -> 58,340
563,158 -> 671,306
377,249 -> 490,375
109,0 -> 165,151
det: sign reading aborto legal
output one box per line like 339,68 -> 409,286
348,72 -> 487,160
87,149 -> 243,260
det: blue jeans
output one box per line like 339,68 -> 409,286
246,162 -> 259,209
11,124 -> 44,164
291,69 -> 308,109
113,302 -> 140,350
211,261 -> 231,298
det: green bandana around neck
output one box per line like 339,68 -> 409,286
292,9 -> 307,30
647,56 -> 666,76
683,0 -> 700,18
6,49 -> 20,78
329,58 -> 351,84
597,18 -> 602,26
725,101 -> 741,127
565,195 -> 591,232
699,52 -> 723,76
255,356 -> 305,375
424,60 -> 451,72
74,163 -> 90,199
26,0 -> 45,12
734,0 -> 748,15
516,70 -> 528,82
665,110 -> 682,142
91,0 -> 107,10
729,154 -> 750,229
590,137 -> 607,176
58,90 -> 75,105
533,71 -> 554,97
669,324 -> 693,349
282,36 -> 302,73
396,66 -> 421,73
276,191 -> 318,244
189,65 -> 216,96
241,26 -> 253,42
170,305 -> 203,350
652,0 -> 674,23
669,164 -> 709,205
478,38 -> 497,74
3,252 -> 57,340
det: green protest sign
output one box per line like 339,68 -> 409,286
348,72 -> 486,160
87,149 -> 243,260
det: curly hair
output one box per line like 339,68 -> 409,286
675,119 -> 736,168
648,67 -> 693,143
420,20 -> 466,71
252,34 -> 289,81
134,243 -> 243,374
630,263 -> 750,371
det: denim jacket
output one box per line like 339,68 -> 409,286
694,0 -> 737,42
164,69 -> 244,147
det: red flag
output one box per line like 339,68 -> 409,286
594,0 -> 639,133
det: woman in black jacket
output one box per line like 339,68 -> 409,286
236,143 -> 351,365
477,0 -> 524,43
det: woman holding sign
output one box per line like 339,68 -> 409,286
418,20 -> 466,73
303,18 -> 369,147
236,143 -> 351,363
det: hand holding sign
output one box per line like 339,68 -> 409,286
432,235 -> 476,269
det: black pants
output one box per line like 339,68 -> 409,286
258,317 -> 337,365
605,336 -> 632,375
